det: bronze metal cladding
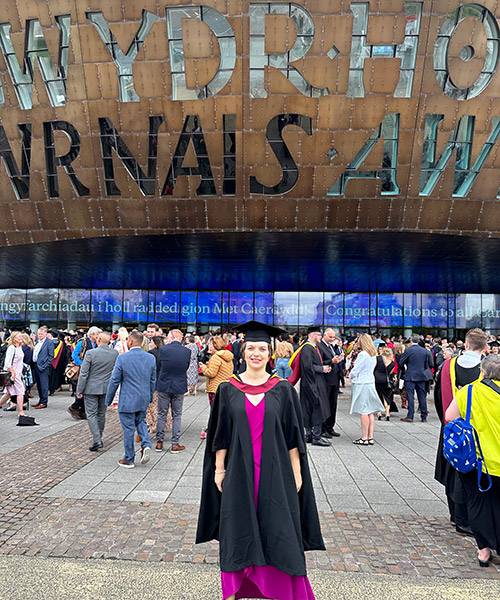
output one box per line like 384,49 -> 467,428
0,0 -> 498,247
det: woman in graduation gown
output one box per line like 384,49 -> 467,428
196,321 -> 325,600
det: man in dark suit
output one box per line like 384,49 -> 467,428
76,332 -> 118,452
32,326 -> 54,408
319,328 -> 343,438
398,334 -> 434,422
155,329 -> 191,453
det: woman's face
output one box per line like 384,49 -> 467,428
14,333 -> 23,345
244,342 -> 270,370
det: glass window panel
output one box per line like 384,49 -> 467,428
58,289 -> 91,322
91,290 -> 123,323
0,289 -> 26,321
344,293 -> 370,327
249,4 -> 268,35
377,293 -> 404,327
169,40 -> 185,73
228,291 -> 254,324
298,292 -> 324,326
154,291 -> 180,323
323,293 -> 344,327
171,72 -> 198,100
254,292 -> 274,325
455,294 -> 482,329
196,291 -> 223,325
372,45 -> 394,57
481,294 -> 500,330
218,37 -> 236,71
274,292 -> 299,326
250,37 -> 267,68
403,293 -> 421,328
394,69 -> 413,97
26,288 -> 59,321
369,293 -> 377,328
350,36 -> 369,69
180,291 -> 197,325
167,7 -> 199,39
123,290 -> 150,323
351,4 -> 368,35
421,294 -> 448,328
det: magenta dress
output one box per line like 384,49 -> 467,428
220,396 -> 315,600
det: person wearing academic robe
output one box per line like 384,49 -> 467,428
434,328 -> 488,535
299,326 -> 331,446
196,321 -> 325,600
49,331 -> 69,395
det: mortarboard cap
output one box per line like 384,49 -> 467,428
234,320 -> 286,343
307,325 -> 322,335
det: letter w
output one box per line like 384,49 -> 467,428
420,114 -> 500,198
0,16 -> 71,110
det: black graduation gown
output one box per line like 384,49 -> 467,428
434,361 -> 480,503
196,378 -> 325,577
299,343 -> 330,427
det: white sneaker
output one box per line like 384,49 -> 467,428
140,446 -> 151,464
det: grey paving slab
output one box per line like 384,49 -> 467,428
369,503 -> 415,516
126,490 -> 171,503
29,387 -> 451,517
0,392 -> 81,455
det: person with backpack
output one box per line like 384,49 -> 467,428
434,328 -> 487,536
445,354 -> 500,568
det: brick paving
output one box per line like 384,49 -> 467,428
0,391 -> 499,580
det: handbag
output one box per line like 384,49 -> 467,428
0,369 -> 14,388
65,362 -> 80,382
17,414 -> 39,426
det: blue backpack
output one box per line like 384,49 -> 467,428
443,384 -> 492,493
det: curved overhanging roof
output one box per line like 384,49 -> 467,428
0,231 -> 498,293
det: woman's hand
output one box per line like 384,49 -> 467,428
294,471 -> 303,493
214,470 -> 225,492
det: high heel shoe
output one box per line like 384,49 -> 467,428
386,416 -> 390,422
478,551 -> 491,567
377,414 -> 382,421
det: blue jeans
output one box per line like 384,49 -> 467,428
118,410 -> 151,463
275,358 -> 291,379
405,380 -> 428,421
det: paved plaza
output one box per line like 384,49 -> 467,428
1,385 -> 499,599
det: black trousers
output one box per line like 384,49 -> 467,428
461,472 -> 500,552
322,385 -> 339,432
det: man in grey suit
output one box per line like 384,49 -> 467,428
105,330 -> 156,468
76,332 -> 118,452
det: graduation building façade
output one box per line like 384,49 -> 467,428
0,1 -> 498,335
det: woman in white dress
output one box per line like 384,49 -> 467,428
349,334 -> 384,446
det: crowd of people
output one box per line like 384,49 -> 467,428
0,322 -> 499,577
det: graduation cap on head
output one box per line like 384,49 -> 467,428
234,320 -> 286,343
306,325 -> 322,334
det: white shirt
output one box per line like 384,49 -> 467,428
33,339 -> 45,363
457,350 -> 481,369
350,350 -> 377,384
